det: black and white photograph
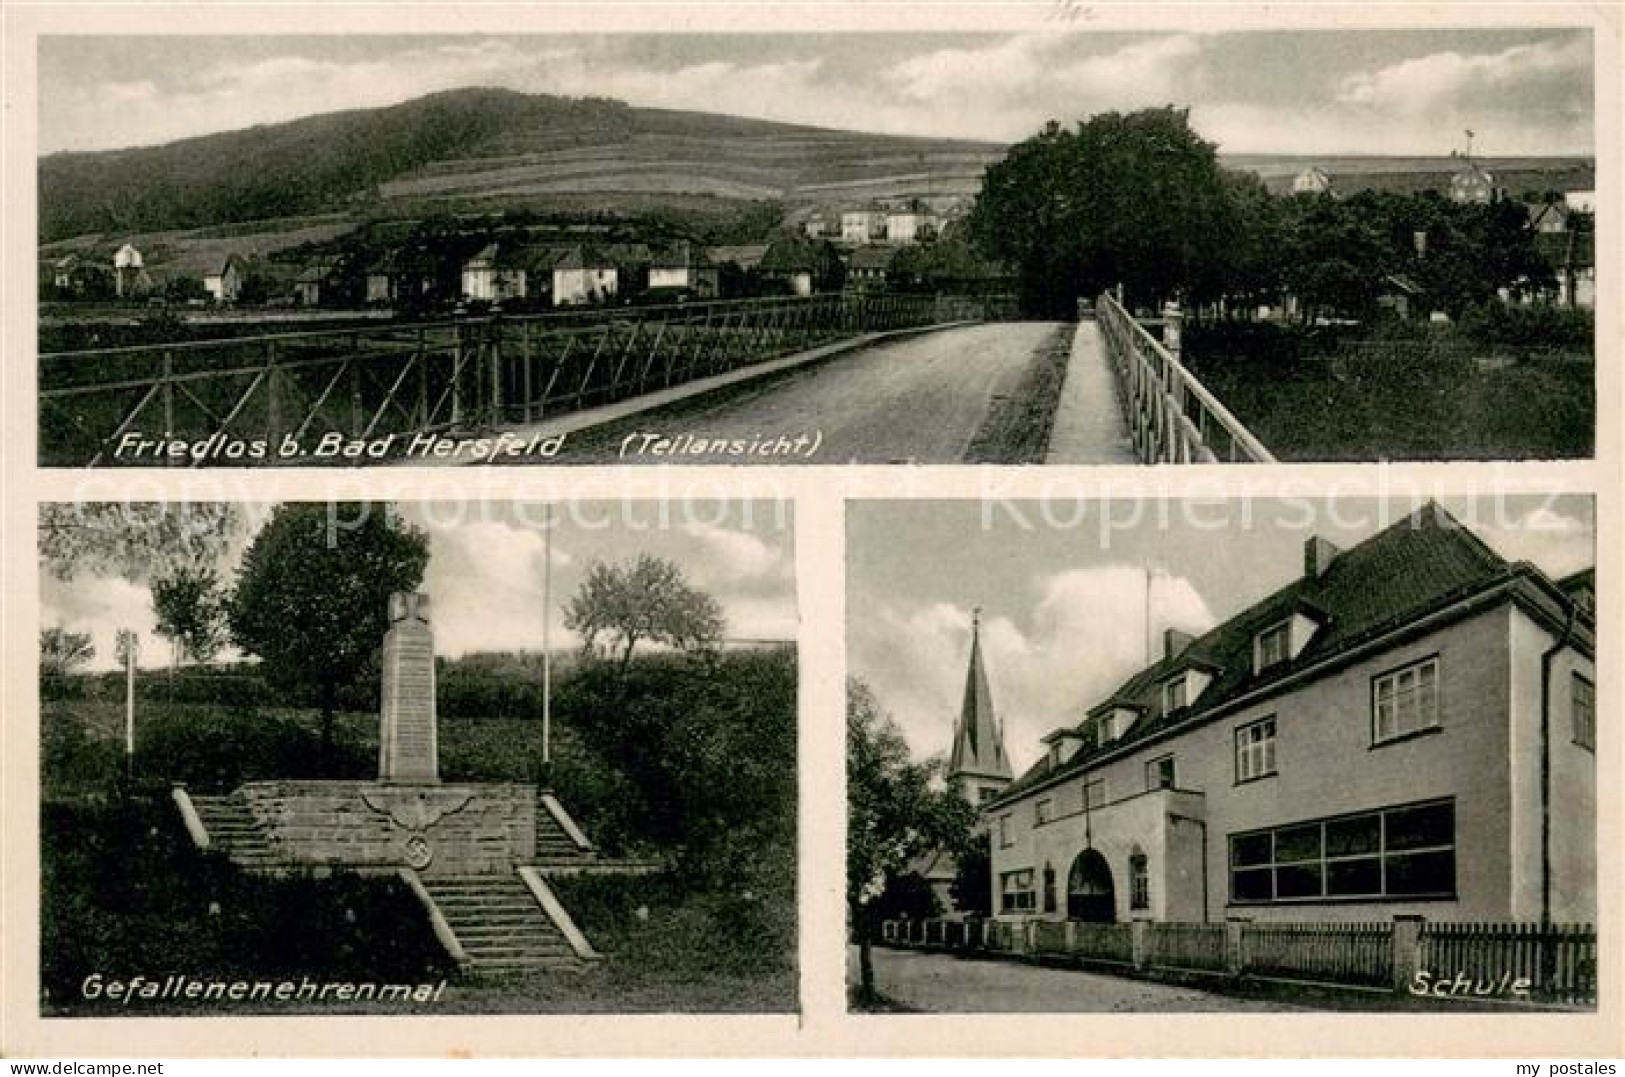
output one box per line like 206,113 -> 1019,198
846,496 -> 1597,1013
3,0 -> 1621,1066
37,498 -> 798,1014
35,28 -> 1596,467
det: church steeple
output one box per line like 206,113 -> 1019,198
948,608 -> 1012,805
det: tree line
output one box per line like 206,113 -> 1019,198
968,106 -> 1583,320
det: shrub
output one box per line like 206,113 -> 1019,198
133,707 -> 371,791
1458,302 -> 1594,355
40,796 -> 452,1011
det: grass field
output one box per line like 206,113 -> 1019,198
1200,356 -> 1593,461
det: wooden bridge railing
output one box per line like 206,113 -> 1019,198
39,293 -> 950,467
1095,292 -> 1276,464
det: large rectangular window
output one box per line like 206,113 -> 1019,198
1163,676 -> 1188,713
1034,799 -> 1052,825
1574,673 -> 1595,751
1000,869 -> 1036,913
1373,657 -> 1440,743
1228,799 -> 1455,905
997,814 -> 1012,848
1082,777 -> 1106,810
1235,716 -> 1277,782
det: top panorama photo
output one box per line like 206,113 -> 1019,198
36,30 -> 1597,467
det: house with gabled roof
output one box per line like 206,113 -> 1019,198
460,241 -> 531,303
551,245 -> 619,306
648,242 -> 719,298
984,503 -> 1595,926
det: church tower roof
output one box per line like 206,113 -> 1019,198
948,610 -> 1013,785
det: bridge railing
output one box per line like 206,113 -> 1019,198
1096,292 -> 1276,464
39,293 -> 946,466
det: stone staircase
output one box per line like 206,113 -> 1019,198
187,792 -> 281,869
535,798 -> 595,867
422,873 -> 585,973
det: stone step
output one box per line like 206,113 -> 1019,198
421,872 -> 584,972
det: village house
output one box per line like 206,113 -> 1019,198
293,260 -> 344,307
1291,167 -> 1335,197
45,253 -> 112,299
112,243 -> 153,298
845,246 -> 894,292
1535,228 -> 1596,310
1564,190 -> 1596,213
1450,161 -> 1498,204
1526,202 -> 1574,234
981,503 -> 1594,927
460,242 -> 531,303
552,246 -> 619,306
648,242 -> 720,298
841,208 -> 887,245
760,237 -> 842,296
884,209 -> 938,246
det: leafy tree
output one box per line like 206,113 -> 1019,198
564,554 -> 725,673
969,107 -> 1239,316
152,565 -> 229,671
39,503 -> 240,583
847,678 -> 975,1004
40,627 -> 95,688
950,829 -> 994,918
227,503 -> 429,765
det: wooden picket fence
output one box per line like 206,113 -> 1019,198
1241,922 -> 1394,988
878,917 -> 1597,1006
1421,922 -> 1596,1005
1145,922 -> 1229,974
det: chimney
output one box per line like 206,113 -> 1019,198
1304,536 -> 1341,579
1163,628 -> 1195,660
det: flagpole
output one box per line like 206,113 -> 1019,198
542,503 -> 553,778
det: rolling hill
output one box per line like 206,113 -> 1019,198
39,87 -> 1595,248
38,88 -> 1003,244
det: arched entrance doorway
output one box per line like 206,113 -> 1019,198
1067,849 -> 1116,922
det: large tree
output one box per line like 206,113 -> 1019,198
847,679 -> 975,1004
152,565 -> 230,672
227,503 -> 429,763
39,503 -> 240,583
969,107 -> 1240,316
563,554 -> 725,673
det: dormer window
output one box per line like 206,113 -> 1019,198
1162,676 -> 1188,713
1255,621 -> 1290,671
1098,708 -> 1135,743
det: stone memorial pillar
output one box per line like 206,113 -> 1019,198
378,592 -> 439,784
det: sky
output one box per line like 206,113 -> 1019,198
846,494 -> 1595,773
37,29 -> 1595,156
40,499 -> 797,672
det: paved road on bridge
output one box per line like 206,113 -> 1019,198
850,946 -> 1304,1013
551,322 -> 1072,465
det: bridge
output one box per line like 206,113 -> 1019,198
38,293 -> 1272,466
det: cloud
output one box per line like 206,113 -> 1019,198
851,566 -> 1215,772
41,574 -> 161,672
39,32 -> 1594,159
1337,37 -> 1590,113
680,521 -> 787,585
421,521 -> 572,658
1463,500 -> 1594,579
883,34 -> 1203,139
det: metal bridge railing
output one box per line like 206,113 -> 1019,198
39,293 -> 948,466
1096,292 -> 1276,464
